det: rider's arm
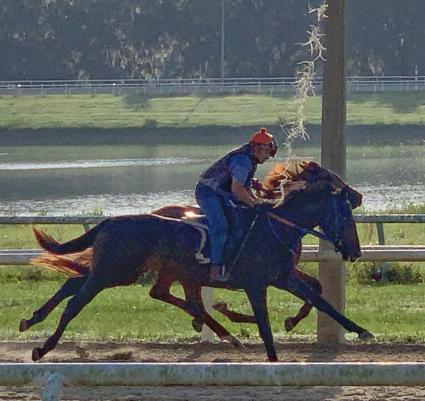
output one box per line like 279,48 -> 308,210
228,155 -> 259,207
231,179 -> 258,207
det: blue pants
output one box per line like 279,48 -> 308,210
195,182 -> 228,266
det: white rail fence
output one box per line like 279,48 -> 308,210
1,75 -> 425,96
3,362 -> 425,386
1,214 -> 424,265
3,362 -> 425,401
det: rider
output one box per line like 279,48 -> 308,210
195,127 -> 278,282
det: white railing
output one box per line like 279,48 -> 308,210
4,362 -> 425,401
1,214 -> 424,265
1,75 -> 425,96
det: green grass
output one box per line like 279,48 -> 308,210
2,279 -> 425,342
1,92 -> 425,129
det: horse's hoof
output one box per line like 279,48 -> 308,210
192,318 -> 203,333
359,330 -> 374,340
32,347 -> 43,362
222,335 -> 245,350
19,319 -> 28,332
268,355 -> 279,362
212,302 -> 228,313
284,317 -> 295,332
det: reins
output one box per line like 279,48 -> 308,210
266,211 -> 334,244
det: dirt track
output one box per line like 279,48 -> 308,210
2,340 -> 425,400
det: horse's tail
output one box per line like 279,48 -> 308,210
32,220 -> 107,255
31,222 -> 106,277
31,249 -> 93,277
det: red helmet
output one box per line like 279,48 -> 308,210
249,128 -> 278,157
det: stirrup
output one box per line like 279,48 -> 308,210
210,265 -> 229,282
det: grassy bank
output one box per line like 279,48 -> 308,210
1,92 -> 425,146
1,124 -> 424,147
2,92 -> 425,129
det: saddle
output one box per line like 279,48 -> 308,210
179,206 -> 250,267
179,211 -> 210,264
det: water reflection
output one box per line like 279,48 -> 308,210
0,144 -> 423,215
0,157 -> 206,171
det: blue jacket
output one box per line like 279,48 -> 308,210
198,143 -> 257,194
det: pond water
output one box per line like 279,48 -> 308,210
0,144 -> 423,216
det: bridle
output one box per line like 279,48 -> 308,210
266,191 -> 349,253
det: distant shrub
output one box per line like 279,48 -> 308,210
0,266 -> 63,283
351,262 -> 379,285
144,118 -> 158,127
385,263 -> 423,284
352,262 -> 424,285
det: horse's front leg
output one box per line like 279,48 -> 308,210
212,302 -> 257,324
284,268 -> 322,332
277,271 -> 373,339
245,286 -> 278,362
213,267 -> 321,331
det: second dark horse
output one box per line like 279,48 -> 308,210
22,162 -> 373,361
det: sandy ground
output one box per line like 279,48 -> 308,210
2,340 -> 425,400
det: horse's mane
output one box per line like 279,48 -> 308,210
262,160 -> 331,191
262,160 -> 308,190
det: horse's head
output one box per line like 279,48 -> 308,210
274,181 -> 361,262
319,185 -> 361,261
263,160 -> 363,209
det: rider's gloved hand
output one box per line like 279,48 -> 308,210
252,178 -> 263,191
254,200 -> 269,214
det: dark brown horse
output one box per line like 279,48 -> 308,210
21,161 -> 373,362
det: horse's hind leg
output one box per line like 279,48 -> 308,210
149,274 -> 243,349
284,268 -> 322,332
32,277 -> 104,361
19,276 -> 87,332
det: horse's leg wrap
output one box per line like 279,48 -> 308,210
183,285 -> 244,348
20,277 -> 86,332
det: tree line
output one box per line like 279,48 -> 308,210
1,0 -> 424,80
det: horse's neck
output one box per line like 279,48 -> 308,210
276,199 -> 323,233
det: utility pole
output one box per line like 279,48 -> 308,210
221,0 -> 225,81
318,0 -> 347,343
